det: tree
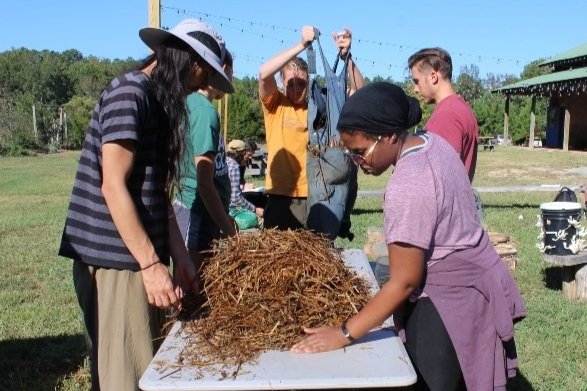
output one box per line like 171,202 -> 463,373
483,73 -> 518,90
367,75 -> 395,84
455,64 -> 483,103
0,91 -> 38,155
472,91 -> 503,137
63,95 -> 95,149
225,77 -> 264,142
520,59 -> 549,80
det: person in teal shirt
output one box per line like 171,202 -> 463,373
174,50 -> 236,284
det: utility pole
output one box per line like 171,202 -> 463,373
64,112 -> 68,141
32,105 -> 37,139
58,107 -> 63,144
148,0 -> 160,28
223,95 -> 228,142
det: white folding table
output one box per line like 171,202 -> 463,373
139,249 -> 416,390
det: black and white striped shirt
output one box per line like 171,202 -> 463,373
59,71 -> 170,270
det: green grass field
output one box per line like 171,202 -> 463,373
1,147 -> 587,390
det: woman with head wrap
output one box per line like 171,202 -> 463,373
291,82 -> 526,391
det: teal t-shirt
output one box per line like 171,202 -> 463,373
176,92 -> 230,215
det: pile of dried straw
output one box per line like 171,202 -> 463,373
180,229 -> 371,370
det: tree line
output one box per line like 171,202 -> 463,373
0,48 -> 548,156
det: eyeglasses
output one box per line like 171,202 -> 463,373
345,135 -> 381,166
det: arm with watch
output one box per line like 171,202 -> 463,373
290,243 -> 425,353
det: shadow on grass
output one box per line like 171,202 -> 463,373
483,203 -> 542,209
351,208 -> 384,216
326,370 -> 535,391
508,370 -> 536,390
0,333 -> 87,391
542,266 -> 563,291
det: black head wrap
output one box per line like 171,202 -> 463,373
337,82 -> 422,135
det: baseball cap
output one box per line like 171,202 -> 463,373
139,19 -> 234,93
228,140 -> 246,152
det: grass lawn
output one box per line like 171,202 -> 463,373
1,146 -> 587,390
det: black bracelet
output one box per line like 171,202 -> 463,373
141,260 -> 161,271
341,322 -> 355,342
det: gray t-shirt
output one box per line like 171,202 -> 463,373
384,133 -> 483,261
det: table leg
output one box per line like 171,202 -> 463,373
562,265 -> 578,300
575,264 -> 587,301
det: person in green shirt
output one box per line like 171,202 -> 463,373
174,49 -> 236,286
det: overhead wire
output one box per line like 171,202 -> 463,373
161,4 -> 522,77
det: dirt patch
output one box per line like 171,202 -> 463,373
486,167 -> 565,179
564,167 -> 587,177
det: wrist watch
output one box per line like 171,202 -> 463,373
341,322 -> 355,342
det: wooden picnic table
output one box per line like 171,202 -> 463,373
479,136 -> 495,151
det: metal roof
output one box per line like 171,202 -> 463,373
540,42 -> 587,67
492,67 -> 587,96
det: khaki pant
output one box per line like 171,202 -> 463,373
73,261 -> 163,391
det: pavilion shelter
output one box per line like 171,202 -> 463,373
493,42 -> 587,151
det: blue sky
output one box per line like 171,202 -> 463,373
1,0 -> 586,81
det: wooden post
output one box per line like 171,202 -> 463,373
32,104 -> 37,139
563,107 -> 570,151
576,265 -> 587,302
562,266 -> 578,300
58,107 -> 63,145
64,112 -> 68,141
503,96 -> 509,145
148,0 -> 160,28
529,95 -> 536,149
223,94 -> 228,143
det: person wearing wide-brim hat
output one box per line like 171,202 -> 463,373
291,82 -> 526,391
59,19 -> 233,390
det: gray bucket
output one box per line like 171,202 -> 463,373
540,201 -> 583,256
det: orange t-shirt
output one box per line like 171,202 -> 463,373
261,91 -> 308,197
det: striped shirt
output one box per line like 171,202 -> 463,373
59,71 -> 170,270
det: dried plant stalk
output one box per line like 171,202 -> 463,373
180,229 -> 372,371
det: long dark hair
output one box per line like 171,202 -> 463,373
147,38 -> 203,199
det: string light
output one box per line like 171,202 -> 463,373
497,78 -> 587,97
161,4 -> 526,72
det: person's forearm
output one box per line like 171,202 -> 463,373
345,278 -> 414,339
102,181 -> 159,269
259,42 -> 308,81
198,183 -> 236,236
347,58 -> 365,95
344,243 -> 424,340
237,193 -> 256,212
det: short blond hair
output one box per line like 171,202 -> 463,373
279,56 -> 309,78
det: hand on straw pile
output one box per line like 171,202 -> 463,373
290,326 -> 351,353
